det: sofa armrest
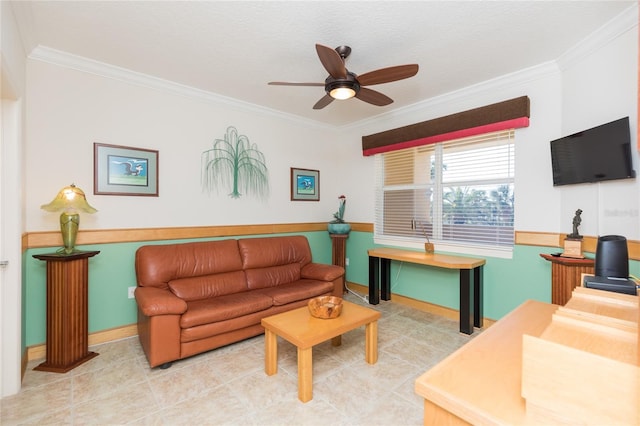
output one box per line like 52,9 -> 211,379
301,263 -> 344,281
135,287 -> 187,317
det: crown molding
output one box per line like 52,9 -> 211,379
28,46 -> 333,131
556,3 -> 638,71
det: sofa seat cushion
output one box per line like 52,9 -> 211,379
257,279 -> 335,306
181,292 -> 273,328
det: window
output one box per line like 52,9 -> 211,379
374,130 -> 515,252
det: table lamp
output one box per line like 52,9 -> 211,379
41,184 -> 97,254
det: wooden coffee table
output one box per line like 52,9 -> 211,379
261,300 -> 381,402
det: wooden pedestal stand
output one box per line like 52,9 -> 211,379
539,253 -> 594,305
32,250 -> 100,373
330,233 -> 349,293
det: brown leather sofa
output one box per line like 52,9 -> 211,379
134,235 -> 345,368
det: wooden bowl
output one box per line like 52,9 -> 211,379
308,296 -> 343,319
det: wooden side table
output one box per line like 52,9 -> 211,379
32,250 -> 100,373
540,253 -> 594,305
330,233 -> 349,293
262,301 -> 380,402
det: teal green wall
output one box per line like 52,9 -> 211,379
343,231 -> 375,285
23,231 -> 334,347
345,234 -> 639,320
345,235 -> 561,319
26,242 -> 145,346
23,231 -> 640,347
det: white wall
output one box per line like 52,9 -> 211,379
559,17 -> 639,239
25,59 -> 350,231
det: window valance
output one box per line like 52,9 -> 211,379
362,96 -> 530,156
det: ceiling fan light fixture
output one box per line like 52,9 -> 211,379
330,86 -> 356,100
270,44 -> 418,109
326,73 -> 360,100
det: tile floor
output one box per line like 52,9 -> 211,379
1,293 -> 479,425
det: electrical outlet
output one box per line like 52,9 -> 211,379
345,258 -> 349,266
128,286 -> 136,299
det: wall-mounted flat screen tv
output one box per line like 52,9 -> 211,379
550,117 -> 636,186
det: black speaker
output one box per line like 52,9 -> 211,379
594,235 -> 629,278
583,275 -> 637,295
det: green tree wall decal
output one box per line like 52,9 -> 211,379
201,126 -> 269,199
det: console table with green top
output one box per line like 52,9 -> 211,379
367,247 -> 486,335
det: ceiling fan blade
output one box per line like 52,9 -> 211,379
357,64 -> 419,86
356,87 -> 393,106
268,82 -> 324,86
315,44 -> 347,79
313,94 -> 334,110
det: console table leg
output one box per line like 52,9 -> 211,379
459,269 -> 473,335
474,266 -> 483,328
368,256 -> 380,304
381,258 -> 391,301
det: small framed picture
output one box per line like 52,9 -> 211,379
290,168 -> 319,201
94,143 -> 159,196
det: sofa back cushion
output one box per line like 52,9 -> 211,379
168,271 -> 247,301
136,239 -> 244,290
244,263 -> 302,290
238,236 -> 312,290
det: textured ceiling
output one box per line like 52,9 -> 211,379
11,1 -> 636,126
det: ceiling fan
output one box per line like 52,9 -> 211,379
268,44 -> 419,110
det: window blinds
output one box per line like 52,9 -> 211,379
375,130 -> 515,249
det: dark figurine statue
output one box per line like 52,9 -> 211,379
567,209 -> 583,239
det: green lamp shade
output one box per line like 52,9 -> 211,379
41,184 -> 97,254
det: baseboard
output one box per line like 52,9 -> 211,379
27,324 -> 138,362
21,351 -> 28,381
346,281 -> 496,327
